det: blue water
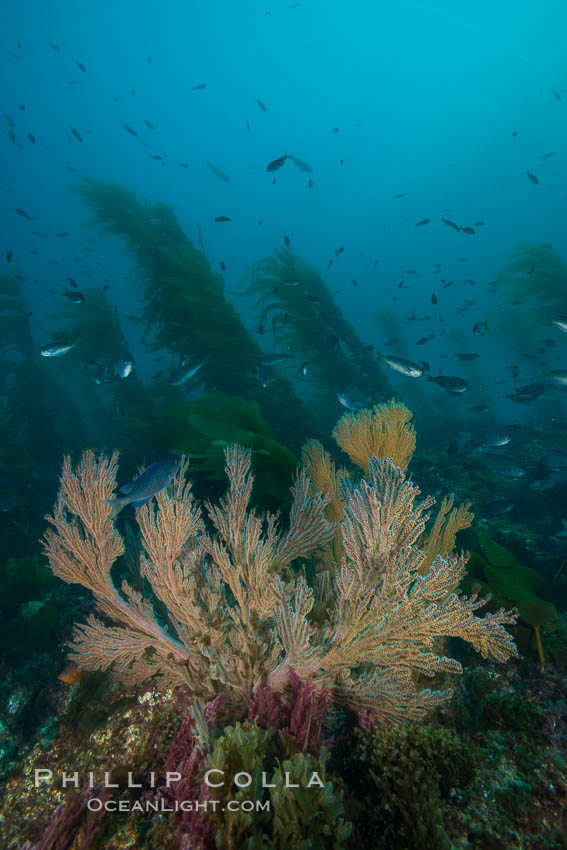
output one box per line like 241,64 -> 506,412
2,0 -> 567,422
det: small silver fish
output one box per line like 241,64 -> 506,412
481,500 -> 514,517
40,342 -> 76,357
547,370 -> 567,386
481,435 -> 512,450
116,352 -> 134,378
289,154 -> 313,173
381,354 -> 423,378
62,288 -> 85,304
337,390 -> 366,411
259,368 -> 276,388
426,375 -> 470,393
168,357 -> 208,386
206,161 -> 231,182
260,353 -> 294,366
473,321 -> 489,336
478,453 -> 526,478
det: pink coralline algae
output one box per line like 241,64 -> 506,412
248,667 -> 330,754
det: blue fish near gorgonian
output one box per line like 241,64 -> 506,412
104,456 -> 180,518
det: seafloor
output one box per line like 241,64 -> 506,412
1,628 -> 566,849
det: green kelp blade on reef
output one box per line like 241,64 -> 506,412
187,413 -> 298,504
465,532 -> 561,636
152,394 -> 298,506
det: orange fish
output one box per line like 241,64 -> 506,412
58,661 -> 83,685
